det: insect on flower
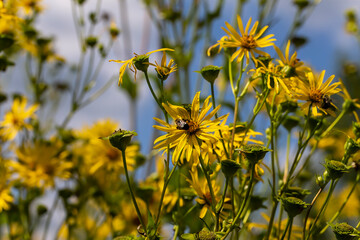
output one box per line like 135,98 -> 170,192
175,118 -> 190,130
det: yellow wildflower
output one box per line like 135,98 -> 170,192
149,51 -> 177,81
75,119 -> 139,174
153,92 -> 228,167
110,48 -> 174,85
0,161 -> 13,212
187,171 -> 230,219
292,70 -> 341,116
11,139 -> 72,188
274,40 -> 310,80
0,97 -> 38,140
209,15 -> 276,65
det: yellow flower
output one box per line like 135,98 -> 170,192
0,97 -> 38,140
110,48 -> 174,85
75,119 -> 139,174
149,51 -> 177,81
187,171 -> 230,219
255,60 -> 291,94
209,15 -> 276,65
0,161 -> 13,212
292,70 -> 341,116
18,0 -> 43,15
274,40 -> 310,80
153,92 -> 228,166
11,139 -> 72,188
0,1 -> 22,34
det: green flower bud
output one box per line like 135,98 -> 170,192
198,228 -> 217,240
316,175 -> 326,188
344,137 -> 360,156
248,196 -> 267,211
325,160 -> 351,180
85,36 -> 98,48
281,196 -> 309,218
331,222 -> 360,240
237,144 -> 271,164
199,65 -> 222,84
280,100 -> 298,112
136,186 -> 155,203
133,55 -> 149,73
282,116 -> 300,132
221,160 -> 241,178
293,0 -> 310,9
282,65 -> 297,78
101,129 -> 137,151
283,186 -> 311,200
256,56 -> 272,68
352,122 -> 360,139
37,204 -> 48,216
343,99 -> 358,114
109,26 -> 120,39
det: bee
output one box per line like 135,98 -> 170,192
175,118 -> 189,130
320,95 -> 333,109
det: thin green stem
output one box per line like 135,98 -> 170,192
280,217 -> 293,240
144,71 -> 167,117
306,180 -> 336,240
210,83 -> 229,159
155,161 -> 179,227
42,196 -> 60,240
283,132 -> 291,183
199,155 -> 216,215
172,225 -> 179,240
303,187 -> 324,240
221,164 -> 255,240
320,109 -> 346,138
121,149 -> 147,234
216,178 -> 229,231
320,173 -> 360,234
265,200 -> 279,240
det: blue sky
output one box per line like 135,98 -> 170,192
24,0 -> 360,152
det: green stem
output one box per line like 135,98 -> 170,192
210,83 -> 229,159
280,217 -> 293,240
216,177 -> 229,231
172,225 -> 179,240
303,187 -> 324,240
199,155 -> 216,215
121,149 -> 147,234
265,200 -> 279,240
320,109 -> 346,138
221,164 -> 255,240
144,71 -> 166,116
155,161 -> 179,227
42,196 -> 59,240
320,173 -> 360,234
283,132 -> 291,183
306,180 -> 336,240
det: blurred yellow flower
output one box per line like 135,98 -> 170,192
75,119 -> 139,174
0,1 -> 22,34
11,139 -> 72,188
209,15 -> 276,65
110,48 -> 173,85
0,97 -> 38,140
153,92 -> 228,167
0,161 -> 13,212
